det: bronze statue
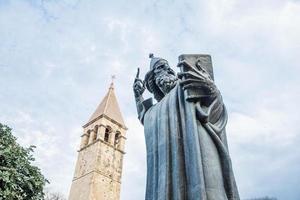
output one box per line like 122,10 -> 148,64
133,54 -> 240,200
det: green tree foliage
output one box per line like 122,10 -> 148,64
0,123 -> 49,200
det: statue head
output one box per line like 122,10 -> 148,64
144,54 -> 178,101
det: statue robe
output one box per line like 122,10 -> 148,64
141,84 -> 240,200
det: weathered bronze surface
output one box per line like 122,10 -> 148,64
133,54 -> 240,200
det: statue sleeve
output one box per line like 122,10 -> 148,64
136,97 -> 153,124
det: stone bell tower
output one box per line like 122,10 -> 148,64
68,81 -> 127,200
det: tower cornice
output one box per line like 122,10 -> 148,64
82,114 -> 128,130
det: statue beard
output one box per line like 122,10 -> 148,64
155,72 -> 178,95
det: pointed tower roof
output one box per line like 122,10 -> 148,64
83,82 -> 126,128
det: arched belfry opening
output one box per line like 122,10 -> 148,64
104,126 -> 111,143
114,131 -> 121,147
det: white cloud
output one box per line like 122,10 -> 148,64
121,116 -> 147,200
226,85 -> 300,199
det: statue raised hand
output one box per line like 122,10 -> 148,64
133,68 -> 145,98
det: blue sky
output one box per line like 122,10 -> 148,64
0,0 -> 300,199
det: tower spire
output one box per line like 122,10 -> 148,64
84,76 -> 125,128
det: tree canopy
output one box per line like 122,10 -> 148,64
0,123 -> 48,200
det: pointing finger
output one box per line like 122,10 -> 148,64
136,68 -> 140,79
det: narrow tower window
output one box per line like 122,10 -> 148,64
104,126 -> 111,143
114,131 -> 121,147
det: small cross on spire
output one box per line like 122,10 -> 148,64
110,75 -> 116,89
111,75 -> 116,82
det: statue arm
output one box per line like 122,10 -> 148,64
177,59 -> 226,123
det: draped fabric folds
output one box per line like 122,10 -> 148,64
142,84 -> 240,200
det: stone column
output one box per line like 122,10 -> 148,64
97,125 -> 106,140
80,133 -> 89,149
89,130 -> 95,144
118,135 -> 126,151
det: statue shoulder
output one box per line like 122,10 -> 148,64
142,98 -> 153,111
